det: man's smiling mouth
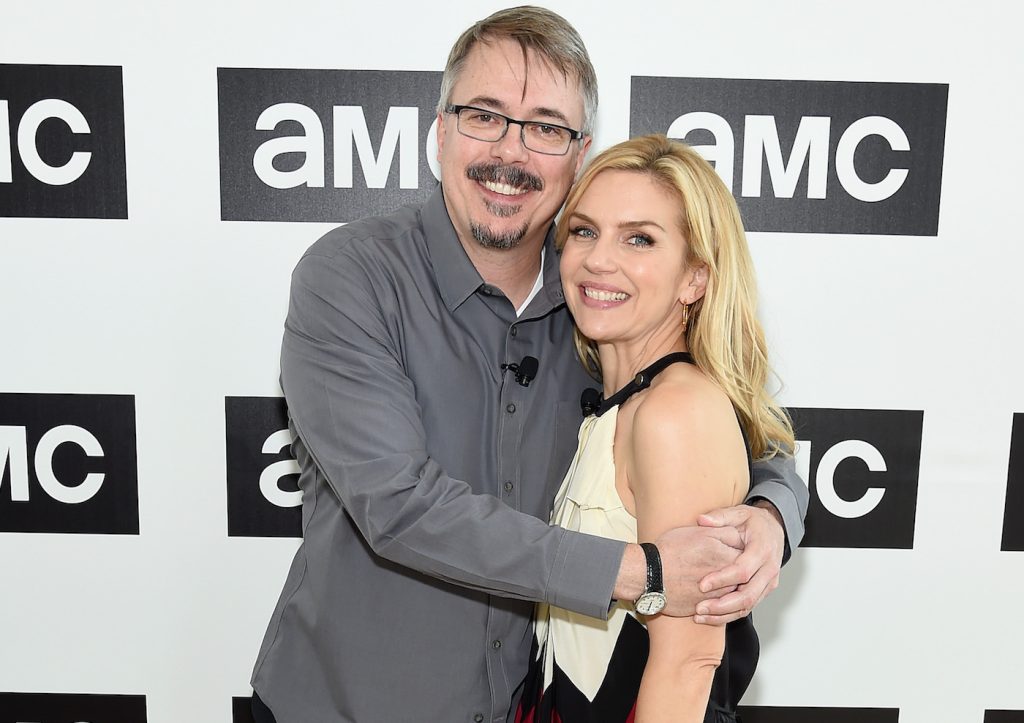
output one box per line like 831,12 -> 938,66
483,180 -> 529,196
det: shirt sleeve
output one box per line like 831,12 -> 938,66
746,453 -> 809,563
280,249 -> 625,619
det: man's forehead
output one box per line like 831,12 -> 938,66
455,38 -> 584,122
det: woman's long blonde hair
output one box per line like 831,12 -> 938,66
556,134 -> 794,459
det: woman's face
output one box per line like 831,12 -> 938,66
559,169 -> 705,352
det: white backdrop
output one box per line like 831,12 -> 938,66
1,1 -> 1022,722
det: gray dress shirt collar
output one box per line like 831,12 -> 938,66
423,185 -> 565,316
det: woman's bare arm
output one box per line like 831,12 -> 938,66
625,374 -> 749,723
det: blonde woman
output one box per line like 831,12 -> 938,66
516,135 -> 794,723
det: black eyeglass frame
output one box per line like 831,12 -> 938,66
444,104 -> 585,156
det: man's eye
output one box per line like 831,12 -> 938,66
470,112 -> 499,124
530,123 -> 567,138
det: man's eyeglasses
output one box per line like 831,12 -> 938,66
444,104 -> 584,156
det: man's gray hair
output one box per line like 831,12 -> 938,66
436,6 -> 598,136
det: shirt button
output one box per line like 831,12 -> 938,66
510,326 -> 518,337
474,715 -> 484,722
492,639 -> 502,649
504,481 -> 514,493
506,403 -> 516,414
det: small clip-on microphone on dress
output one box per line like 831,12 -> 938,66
580,387 -> 602,417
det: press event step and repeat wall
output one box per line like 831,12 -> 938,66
1,1 -> 1021,722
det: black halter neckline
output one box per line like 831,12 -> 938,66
580,351 -> 695,417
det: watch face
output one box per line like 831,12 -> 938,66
635,592 -> 666,616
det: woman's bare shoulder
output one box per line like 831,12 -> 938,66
631,362 -> 736,437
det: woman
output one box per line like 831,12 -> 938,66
516,135 -> 795,723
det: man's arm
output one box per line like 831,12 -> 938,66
281,249 -> 624,619
747,453 -> 808,559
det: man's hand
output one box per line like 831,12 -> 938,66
691,501 -> 785,625
647,525 -> 743,616
615,526 -> 743,615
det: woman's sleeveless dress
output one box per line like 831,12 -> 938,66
516,356 -> 758,723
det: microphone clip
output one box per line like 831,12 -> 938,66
580,387 -> 602,417
501,356 -> 539,387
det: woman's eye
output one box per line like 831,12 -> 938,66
626,234 -> 654,248
569,226 -> 596,239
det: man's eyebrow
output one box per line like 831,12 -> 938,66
529,106 -> 572,126
462,97 -> 573,127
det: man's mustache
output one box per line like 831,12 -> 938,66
466,163 -> 544,192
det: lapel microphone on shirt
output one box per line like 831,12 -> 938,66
501,356 -> 539,387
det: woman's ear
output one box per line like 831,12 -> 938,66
680,263 -> 708,305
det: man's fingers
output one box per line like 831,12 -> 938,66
694,585 -> 761,621
692,610 -> 748,626
696,567 -> 778,620
698,557 -> 757,594
691,503 -> 785,624
701,524 -> 744,551
697,505 -> 751,528
695,583 -> 739,601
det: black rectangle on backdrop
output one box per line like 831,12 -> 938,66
218,68 -> 442,223
630,76 -> 947,235
738,706 -> 900,723
789,407 -> 923,549
1001,413 -> 1024,551
986,711 -> 1024,723
225,396 -> 302,538
0,393 -> 138,534
0,64 -> 128,219
232,696 -> 256,723
0,692 -> 147,723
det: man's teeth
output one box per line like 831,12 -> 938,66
483,180 -> 527,196
584,287 -> 628,302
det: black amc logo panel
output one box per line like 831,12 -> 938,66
0,393 -> 138,534
986,711 -> 1024,723
0,692 -> 147,723
225,396 -> 301,538
0,64 -> 128,219
232,696 -> 256,723
630,77 -> 947,235
218,68 -> 441,223
738,706 -> 899,723
1002,414 -> 1024,551
789,408 -> 923,549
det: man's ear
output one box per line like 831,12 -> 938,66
573,135 -> 593,177
435,112 -> 446,161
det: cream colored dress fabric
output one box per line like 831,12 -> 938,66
534,406 -> 642,702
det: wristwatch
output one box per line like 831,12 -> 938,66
634,542 -> 667,616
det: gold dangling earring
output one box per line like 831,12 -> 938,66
681,302 -> 690,331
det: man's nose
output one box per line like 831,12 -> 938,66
489,122 -> 530,164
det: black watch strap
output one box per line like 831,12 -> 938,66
640,542 -> 664,594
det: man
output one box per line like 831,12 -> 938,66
251,7 -> 807,722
